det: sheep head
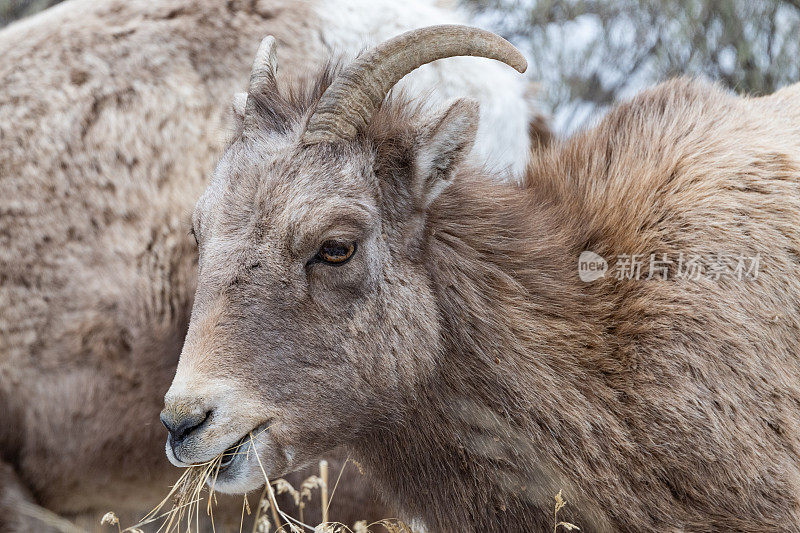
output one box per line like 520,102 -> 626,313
160,25 -> 525,494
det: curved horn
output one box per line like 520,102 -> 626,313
244,35 -> 278,131
301,25 -> 526,145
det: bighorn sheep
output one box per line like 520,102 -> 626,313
0,0 -> 548,530
161,24 -> 800,532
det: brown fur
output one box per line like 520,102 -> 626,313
0,1 -> 547,529
164,60 -> 800,533
0,0 -> 553,529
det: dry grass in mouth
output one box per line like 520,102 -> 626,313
100,430 -> 415,533
98,430 -> 580,532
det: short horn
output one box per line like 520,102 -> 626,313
301,25 -> 526,145
244,35 -> 278,131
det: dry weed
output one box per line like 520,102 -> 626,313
100,432 -> 413,533
98,430 -> 578,532
553,490 -> 580,533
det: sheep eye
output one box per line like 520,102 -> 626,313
316,240 -> 356,265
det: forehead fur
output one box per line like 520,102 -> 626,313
197,140 -> 379,252
195,59 -> 431,236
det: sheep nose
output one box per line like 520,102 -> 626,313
160,409 -> 210,445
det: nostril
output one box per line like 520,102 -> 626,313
160,410 -> 211,444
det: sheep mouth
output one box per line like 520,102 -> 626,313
218,435 -> 249,469
217,421 -> 271,471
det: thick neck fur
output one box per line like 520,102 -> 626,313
354,173 -> 618,532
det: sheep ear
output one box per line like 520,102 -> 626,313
232,92 -> 248,122
413,99 -> 479,209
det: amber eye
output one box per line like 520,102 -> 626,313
316,240 -> 356,265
